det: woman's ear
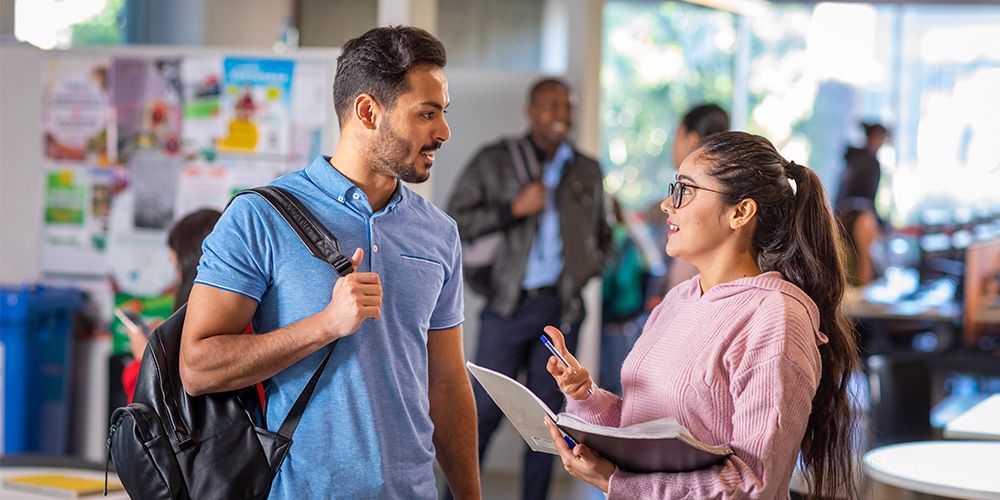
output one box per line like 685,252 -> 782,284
354,94 -> 380,130
730,198 -> 758,231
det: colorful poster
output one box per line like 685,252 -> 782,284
130,150 -> 182,229
40,166 -> 121,275
44,168 -> 86,225
41,57 -> 112,164
111,57 -> 184,161
181,56 -> 224,154
217,58 -> 295,155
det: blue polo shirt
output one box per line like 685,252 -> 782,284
195,156 -> 464,499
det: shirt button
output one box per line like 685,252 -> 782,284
353,193 -> 361,200
337,196 -> 344,202
372,244 -> 379,253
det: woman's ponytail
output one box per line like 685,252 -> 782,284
783,160 -> 859,500
699,132 -> 859,499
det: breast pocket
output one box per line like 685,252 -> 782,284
396,254 -> 446,330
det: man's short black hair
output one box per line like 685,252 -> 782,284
527,77 -> 570,104
333,26 -> 447,127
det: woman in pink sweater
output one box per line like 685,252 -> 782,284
543,131 -> 859,499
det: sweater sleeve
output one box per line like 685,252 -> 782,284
565,388 -> 623,427
607,302 -> 821,499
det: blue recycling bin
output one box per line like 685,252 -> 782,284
0,285 -> 84,454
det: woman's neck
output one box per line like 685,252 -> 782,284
696,253 -> 762,295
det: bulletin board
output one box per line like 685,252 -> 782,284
33,47 -> 338,355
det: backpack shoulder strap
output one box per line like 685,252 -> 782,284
504,137 -> 536,184
231,186 -> 351,441
234,186 -> 354,276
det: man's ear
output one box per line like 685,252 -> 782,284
730,198 -> 758,231
354,94 -> 380,131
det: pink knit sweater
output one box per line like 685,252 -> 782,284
567,272 -> 827,499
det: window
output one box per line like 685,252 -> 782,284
601,1 -> 1000,225
601,1 -> 734,208
15,0 -> 123,50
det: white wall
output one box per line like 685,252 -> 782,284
0,43 -> 45,284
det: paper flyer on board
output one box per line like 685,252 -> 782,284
174,162 -> 231,215
111,57 -> 184,161
290,60 -> 330,160
106,189 -> 176,299
217,57 -> 295,155
181,56 -> 224,153
41,57 -> 112,165
130,150 -> 182,229
40,166 -> 117,275
224,156 -> 285,196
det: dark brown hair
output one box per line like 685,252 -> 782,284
167,209 -> 222,312
333,26 -> 447,127
699,131 -> 859,499
681,103 -> 730,139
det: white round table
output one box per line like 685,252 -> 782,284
0,466 -> 130,499
864,441 -> 1000,499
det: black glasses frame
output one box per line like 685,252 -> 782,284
667,181 -> 730,209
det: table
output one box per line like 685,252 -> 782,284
845,297 -> 961,322
0,466 -> 129,499
945,394 -> 1000,440
864,441 -> 1000,499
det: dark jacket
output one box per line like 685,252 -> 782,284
447,136 -> 612,326
836,147 -> 881,208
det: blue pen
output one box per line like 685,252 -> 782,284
540,334 -> 594,397
561,433 -> 577,449
540,335 -> 584,449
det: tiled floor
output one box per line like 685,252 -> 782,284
481,471 -> 604,500
474,472 -> 959,499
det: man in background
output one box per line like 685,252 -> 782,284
447,77 -> 611,500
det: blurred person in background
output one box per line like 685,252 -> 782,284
599,197 -> 650,396
836,121 -> 888,216
837,197 -> 882,288
120,208 -> 222,402
447,77 -> 612,500
646,103 -> 730,310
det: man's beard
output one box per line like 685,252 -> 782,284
368,117 -> 438,184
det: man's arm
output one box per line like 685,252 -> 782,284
427,325 -> 480,500
180,249 -> 382,396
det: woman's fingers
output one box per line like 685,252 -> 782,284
542,325 -> 570,359
544,417 -> 573,456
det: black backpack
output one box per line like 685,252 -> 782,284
106,186 -> 354,499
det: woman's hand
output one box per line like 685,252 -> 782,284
544,417 -> 616,493
124,318 -> 163,360
543,325 -> 593,400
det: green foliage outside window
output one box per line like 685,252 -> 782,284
601,1 -> 734,210
70,0 -> 124,47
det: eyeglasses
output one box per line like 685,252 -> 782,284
666,181 -> 729,209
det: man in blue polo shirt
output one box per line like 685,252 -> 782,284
179,26 -> 480,499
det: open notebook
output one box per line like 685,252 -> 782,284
467,361 -> 732,473
2,474 -> 123,498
